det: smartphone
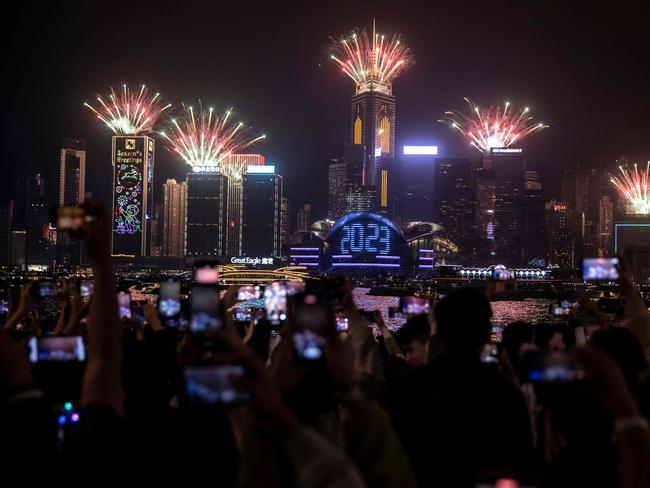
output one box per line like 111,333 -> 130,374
183,365 -> 249,405
28,336 -> 86,362
480,343 -> 499,364
525,351 -> 584,383
293,296 -> 329,361
190,285 -> 221,332
399,296 -> 430,315
549,304 -> 571,316
55,206 -> 88,232
159,279 -> 181,320
335,314 -> 349,332
598,298 -> 622,314
234,308 -> 252,322
582,257 -> 619,281
194,261 -> 220,285
490,321 -> 506,342
78,280 -> 93,298
264,281 -> 287,325
0,286 -> 9,315
34,281 -> 55,299
237,285 -> 261,301
117,291 -> 132,319
492,268 -> 515,281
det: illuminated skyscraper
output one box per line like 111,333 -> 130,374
241,166 -> 283,258
220,154 -> 265,256
111,136 -> 155,257
162,178 -> 187,257
397,146 -> 438,222
328,144 -> 364,220
522,170 -> 546,265
59,139 -> 86,206
186,171 -> 228,258
599,195 -> 614,256
10,230 -> 26,267
296,203 -> 312,232
545,200 -> 573,268
351,88 -> 395,210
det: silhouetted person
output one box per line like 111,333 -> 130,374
389,288 -> 534,487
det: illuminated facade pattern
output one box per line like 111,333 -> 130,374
354,116 -> 362,145
162,178 -> 187,257
381,169 -> 388,208
111,136 -> 154,257
59,139 -> 86,206
186,172 -> 228,257
221,154 -> 265,256
351,90 -> 396,187
241,170 -> 284,258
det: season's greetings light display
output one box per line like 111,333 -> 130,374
111,136 -> 154,256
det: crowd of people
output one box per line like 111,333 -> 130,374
1,204 -> 649,487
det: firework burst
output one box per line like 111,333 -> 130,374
329,20 -> 414,92
439,97 -> 548,155
84,84 -> 171,135
611,162 -> 650,215
159,103 -> 265,177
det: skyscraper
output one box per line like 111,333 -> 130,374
15,172 -> 50,264
545,200 -> 573,268
59,139 -> 86,206
327,144 -> 364,220
296,204 -> 312,232
561,168 -> 601,261
220,154 -> 265,257
10,230 -> 26,267
0,201 -> 13,265
396,146 -> 437,223
111,135 -> 155,257
241,166 -> 283,258
522,170 -> 546,265
599,195 -> 614,256
162,178 -> 188,257
433,158 -> 478,251
186,171 -> 228,258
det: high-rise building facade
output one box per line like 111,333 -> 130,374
327,144 -> 364,220
396,146 -> 437,223
296,204 -> 311,232
545,200 -> 573,268
433,158 -> 478,252
111,136 -> 155,257
162,178 -> 187,257
220,154 -> 265,257
14,172 -> 50,265
59,139 -> 86,206
488,152 -> 526,265
561,167 -> 601,262
186,172 -> 228,258
598,195 -> 614,257
241,167 -> 283,258
522,170 -> 546,265
0,201 -> 13,265
351,89 -> 395,188
10,230 -> 26,267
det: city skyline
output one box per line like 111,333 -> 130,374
3,1 -> 650,219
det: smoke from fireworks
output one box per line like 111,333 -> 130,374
329,21 -> 414,90
439,97 -> 548,155
159,103 -> 265,178
84,84 -> 171,135
611,162 -> 650,215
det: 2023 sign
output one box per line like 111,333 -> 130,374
339,223 -> 391,254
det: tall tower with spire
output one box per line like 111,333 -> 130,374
330,20 -> 412,214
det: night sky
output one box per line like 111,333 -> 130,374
2,0 -> 650,217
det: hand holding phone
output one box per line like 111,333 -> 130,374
183,365 -> 249,405
190,285 -> 221,332
28,336 -> 86,362
582,257 -> 619,281
159,279 -> 181,321
117,291 -> 132,319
